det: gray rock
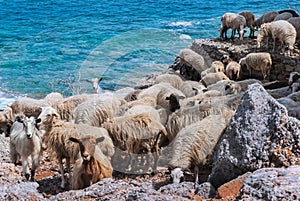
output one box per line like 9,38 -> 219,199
237,166 -> 300,201
209,83 -> 300,188
0,182 -> 45,201
159,182 -> 195,200
195,182 -> 216,199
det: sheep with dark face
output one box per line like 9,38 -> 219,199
9,116 -> 42,181
288,72 -> 300,92
69,135 -> 113,190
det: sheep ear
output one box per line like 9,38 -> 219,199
166,96 -> 171,100
98,77 -> 103,82
96,136 -> 105,144
86,79 -> 92,83
36,118 -> 41,124
69,137 -> 80,143
15,116 -> 23,123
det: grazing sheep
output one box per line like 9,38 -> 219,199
287,17 -> 300,40
9,116 -> 42,181
254,11 -> 278,28
238,11 -> 255,38
69,135 -> 113,190
0,107 -> 13,137
8,97 -> 49,118
220,13 -> 246,40
166,103 -> 234,142
154,73 -> 184,90
257,20 -> 296,55
86,77 -> 103,94
179,48 -> 207,75
169,114 -> 231,184
239,52 -> 272,80
201,61 -> 225,78
200,72 -> 230,87
180,80 -> 207,97
73,95 -> 124,127
225,61 -> 241,81
273,12 -> 293,21
103,113 -> 167,173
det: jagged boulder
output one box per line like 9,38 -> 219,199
209,83 -> 300,188
237,166 -> 300,200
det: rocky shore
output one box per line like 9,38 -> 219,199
1,38 -> 300,201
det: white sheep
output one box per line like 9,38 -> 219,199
43,92 -> 64,106
254,11 -> 278,28
103,113 -> 167,173
124,105 -> 161,122
154,73 -> 184,90
73,95 -> 124,127
179,80 -> 207,97
9,116 -> 42,181
8,97 -> 49,118
86,77 -> 103,94
220,13 -> 246,40
69,135 -> 113,190
225,61 -> 241,81
257,20 -> 297,55
166,103 -> 234,142
239,52 -> 272,80
207,80 -> 241,95
238,11 -> 255,38
273,12 -> 293,21
201,61 -> 225,78
178,48 -> 207,74
200,72 -> 230,87
287,17 -> 300,40
169,114 -> 231,184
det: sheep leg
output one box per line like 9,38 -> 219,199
21,156 -> 30,181
272,37 -> 276,52
194,166 -> 199,187
58,158 -> 66,189
30,153 -> 40,182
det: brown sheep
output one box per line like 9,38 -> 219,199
69,135 -> 113,190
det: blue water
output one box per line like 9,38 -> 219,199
0,0 -> 299,107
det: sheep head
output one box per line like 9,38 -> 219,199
288,72 -> 300,89
86,78 -> 103,94
171,168 -> 184,184
166,94 -> 185,112
69,135 -> 105,163
16,116 -> 40,139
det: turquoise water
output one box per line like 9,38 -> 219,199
0,0 -> 299,106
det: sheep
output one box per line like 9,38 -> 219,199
287,17 -> 300,40
254,11 -> 278,28
207,80 -> 242,95
124,105 -> 161,123
8,97 -> 49,119
154,73 -> 184,90
180,80 -> 207,97
43,92 -> 64,106
166,103 -> 234,142
238,11 -> 255,38
200,72 -> 230,87
220,13 -> 246,40
169,114 -> 231,184
288,72 -> 300,92
73,95 -> 124,127
86,77 -> 103,94
114,87 -> 135,100
273,12 -> 293,21
200,61 -> 225,78
0,107 -> 13,137
69,135 -> 113,190
225,61 -> 241,81
137,82 -> 185,112
9,116 -> 42,181
257,20 -> 296,55
102,113 -> 167,173
178,48 -> 207,75
239,52 -> 272,80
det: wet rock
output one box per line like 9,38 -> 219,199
237,166 -> 300,201
209,83 -> 300,188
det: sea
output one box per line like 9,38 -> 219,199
0,0 -> 299,108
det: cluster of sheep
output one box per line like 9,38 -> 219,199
220,9 -> 300,55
